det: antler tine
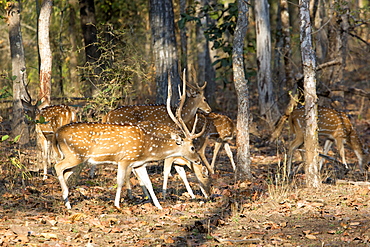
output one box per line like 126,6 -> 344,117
199,81 -> 207,91
191,113 -> 207,139
166,73 -> 191,137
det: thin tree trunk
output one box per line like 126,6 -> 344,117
255,0 -> 280,128
80,0 -> 101,97
281,0 -> 294,93
149,0 -> 180,105
300,0 -> 320,188
179,0 -> 188,76
38,0 -> 53,104
69,0 -> 80,96
6,1 -> 30,144
233,0 -> 251,180
196,0 -> 217,109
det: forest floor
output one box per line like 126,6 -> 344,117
0,113 -> 369,247
1,74 -> 370,246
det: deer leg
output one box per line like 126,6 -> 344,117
198,136 -> 214,174
319,140 -> 333,170
132,168 -> 150,200
115,161 -> 130,208
125,166 -> 133,199
174,164 -> 196,199
336,138 -> 349,169
210,141 -> 222,171
224,142 -> 236,171
54,159 -> 80,209
134,165 -> 163,209
287,133 -> 304,176
163,158 -> 174,200
39,133 -> 49,180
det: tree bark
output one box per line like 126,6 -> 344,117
38,0 -> 53,104
79,0 -> 101,97
149,0 -> 181,105
233,0 -> 251,181
300,0 -> 320,188
196,0 -> 217,109
68,0 -> 80,97
6,1 -> 30,144
281,0 -> 294,94
255,0 -> 280,128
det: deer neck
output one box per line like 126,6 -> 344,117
181,98 -> 197,123
142,134 -> 181,161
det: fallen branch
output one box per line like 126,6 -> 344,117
336,180 -> 370,186
214,237 -> 261,244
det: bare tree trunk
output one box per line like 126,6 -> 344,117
150,0 -> 180,105
197,0 -> 217,109
38,0 -> 53,104
255,0 -> 280,128
6,1 -> 30,144
274,2 -> 284,99
281,0 -> 295,93
300,0 -> 320,188
233,0 -> 251,181
179,0 -> 188,76
68,0 -> 80,96
80,0 -> 101,97
323,0 -> 349,108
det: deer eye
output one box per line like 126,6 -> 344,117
191,146 -> 195,152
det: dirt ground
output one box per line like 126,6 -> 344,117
0,112 -> 369,247
1,73 -> 370,246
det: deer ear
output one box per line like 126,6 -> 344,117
186,88 -> 197,97
171,133 -> 183,145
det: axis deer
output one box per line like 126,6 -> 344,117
52,82 -> 206,209
22,99 -> 77,179
192,112 -> 237,172
101,78 -> 211,199
102,81 -> 211,131
287,106 -> 369,174
100,79 -> 213,197
129,120 -> 211,200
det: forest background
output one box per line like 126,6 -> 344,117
0,0 -> 369,245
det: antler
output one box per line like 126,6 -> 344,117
186,81 -> 207,92
166,71 -> 206,139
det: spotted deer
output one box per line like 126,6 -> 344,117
101,79 -> 213,198
288,106 -> 369,174
52,81 -> 206,209
126,120 -> 211,200
101,78 -> 211,199
22,99 -> 77,179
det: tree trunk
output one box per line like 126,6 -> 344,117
149,0 -> 180,105
300,0 -> 320,188
38,0 -> 53,104
179,0 -> 188,75
197,0 -> 217,109
6,1 -> 30,144
79,0 -> 101,97
281,0 -> 294,94
68,0 -> 80,97
323,0 -> 349,108
255,0 -> 280,128
233,0 -> 251,181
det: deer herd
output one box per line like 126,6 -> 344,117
21,78 -> 369,210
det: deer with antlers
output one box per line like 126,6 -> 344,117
52,80 -> 206,209
22,99 -> 77,179
101,78 -> 212,198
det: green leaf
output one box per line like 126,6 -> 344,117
13,135 -> 21,142
1,135 -> 9,141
